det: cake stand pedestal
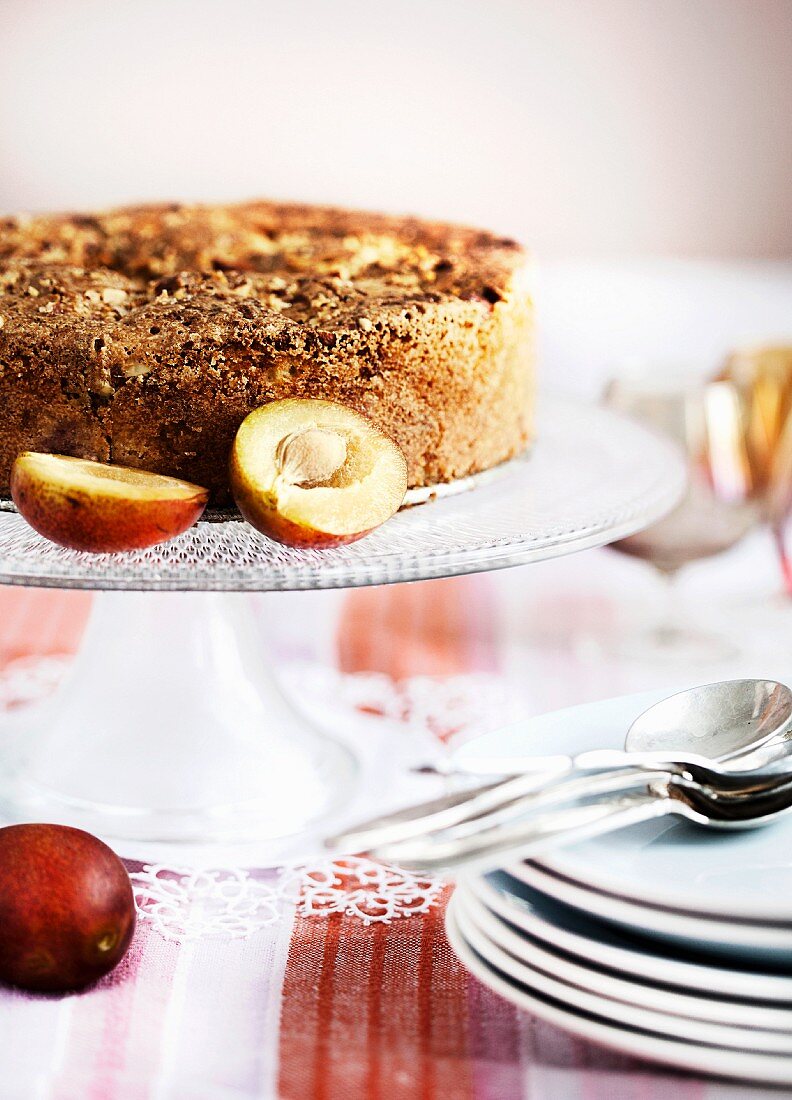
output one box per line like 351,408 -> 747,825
0,396 -> 685,858
1,591 -> 356,844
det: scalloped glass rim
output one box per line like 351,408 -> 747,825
0,395 -> 686,592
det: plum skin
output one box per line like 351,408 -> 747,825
10,460 -> 208,553
0,824 -> 136,992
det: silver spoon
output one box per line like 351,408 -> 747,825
376,770 -> 792,873
423,679 -> 792,849
396,754 -> 792,856
573,678 -> 792,774
494,677 -> 792,811
327,679 -> 792,854
446,679 -> 792,778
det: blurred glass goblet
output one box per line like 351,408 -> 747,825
604,371 -> 759,661
719,345 -> 792,596
767,418 -> 792,595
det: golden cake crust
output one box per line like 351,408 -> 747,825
0,201 -> 534,504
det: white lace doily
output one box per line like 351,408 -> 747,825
130,864 -> 293,941
298,856 -> 444,925
287,664 -> 508,742
131,857 -> 444,941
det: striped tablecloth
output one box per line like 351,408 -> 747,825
0,536 -> 785,1100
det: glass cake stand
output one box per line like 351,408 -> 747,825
0,395 -> 685,855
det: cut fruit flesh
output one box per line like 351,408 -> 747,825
14,454 -> 209,500
230,399 -> 408,545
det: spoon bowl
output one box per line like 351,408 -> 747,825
442,679 -> 792,780
625,678 -> 792,760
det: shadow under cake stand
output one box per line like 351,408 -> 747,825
0,395 -> 685,858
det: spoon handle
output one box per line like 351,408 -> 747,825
377,791 -> 672,873
573,748 -> 711,772
421,767 -> 674,846
448,747 -> 730,779
326,759 -> 572,853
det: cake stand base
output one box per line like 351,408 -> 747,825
0,592 -> 356,847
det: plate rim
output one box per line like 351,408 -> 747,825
467,873 -> 792,1002
453,895 -> 792,1053
445,895 -> 792,1086
513,861 -> 792,953
457,885 -> 792,1031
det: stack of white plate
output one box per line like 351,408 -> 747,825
449,691 -> 792,1085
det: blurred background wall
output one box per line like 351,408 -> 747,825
1,0 -> 791,259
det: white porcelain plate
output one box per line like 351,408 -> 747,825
446,896 -> 792,1086
456,884 -> 792,1030
512,861 -> 792,960
468,871 -> 792,1003
454,893 -> 792,1051
456,688 -> 792,924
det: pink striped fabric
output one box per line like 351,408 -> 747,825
0,583 -> 714,1099
278,577 -> 701,1099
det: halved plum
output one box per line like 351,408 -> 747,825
11,453 -> 208,552
229,399 -> 408,547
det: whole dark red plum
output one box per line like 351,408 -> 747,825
0,824 -> 136,992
